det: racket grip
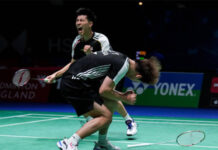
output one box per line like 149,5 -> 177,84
43,78 -> 56,83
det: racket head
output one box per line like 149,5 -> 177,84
176,130 -> 205,146
12,69 -> 31,87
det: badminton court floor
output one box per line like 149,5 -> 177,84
0,104 -> 218,150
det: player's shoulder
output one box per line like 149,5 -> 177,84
72,35 -> 82,47
93,32 -> 109,41
73,35 -> 81,41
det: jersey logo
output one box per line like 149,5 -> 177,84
72,75 -> 80,80
76,64 -> 111,80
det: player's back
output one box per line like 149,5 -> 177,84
64,51 -> 129,83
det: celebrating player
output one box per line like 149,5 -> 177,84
45,8 -> 137,136
56,50 -> 161,150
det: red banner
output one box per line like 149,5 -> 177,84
210,77 -> 218,94
0,67 -> 60,103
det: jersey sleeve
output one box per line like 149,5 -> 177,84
97,34 -> 113,52
108,58 -> 129,85
71,35 -> 81,58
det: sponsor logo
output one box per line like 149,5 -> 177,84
126,81 -> 195,96
154,83 -> 195,96
126,81 -> 149,94
72,75 -> 80,80
210,77 -> 218,93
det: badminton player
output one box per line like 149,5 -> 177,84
55,50 -> 161,150
46,8 -> 137,136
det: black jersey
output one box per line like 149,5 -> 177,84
63,51 -> 129,89
71,32 -> 112,60
61,51 -> 129,116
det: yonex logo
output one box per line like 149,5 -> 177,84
154,83 -> 195,96
126,81 -> 195,96
126,81 -> 149,94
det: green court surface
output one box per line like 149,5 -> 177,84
0,110 -> 218,150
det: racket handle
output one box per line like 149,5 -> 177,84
43,78 -> 56,83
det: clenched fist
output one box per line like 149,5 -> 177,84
123,90 -> 137,105
83,45 -> 93,54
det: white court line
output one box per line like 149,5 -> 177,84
1,113 -> 218,149
0,134 -> 218,149
4,113 -> 218,127
25,116 -> 218,126
24,116 -> 69,119
0,134 -> 59,140
30,113 -> 73,117
113,116 -> 218,124
0,115 -> 74,128
28,113 -> 218,124
18,116 -> 218,127
0,114 -> 31,120
113,120 -> 218,127
0,134 -> 137,144
126,143 -> 218,149
1,113 -> 218,128
143,143 -> 218,149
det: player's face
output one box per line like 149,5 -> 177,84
75,15 -> 92,36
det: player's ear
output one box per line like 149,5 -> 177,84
89,21 -> 93,27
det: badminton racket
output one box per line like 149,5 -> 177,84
127,130 -> 205,148
12,69 -> 56,87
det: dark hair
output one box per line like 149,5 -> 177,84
136,57 -> 161,85
76,8 -> 97,23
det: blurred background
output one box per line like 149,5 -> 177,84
1,0 -> 218,109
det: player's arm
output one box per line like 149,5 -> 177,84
45,58 -> 75,83
99,76 -> 136,105
45,36 -> 79,83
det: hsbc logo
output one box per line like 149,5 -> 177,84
210,77 -> 218,93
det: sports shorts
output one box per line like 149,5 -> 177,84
60,77 -> 103,116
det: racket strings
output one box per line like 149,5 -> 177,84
127,130 -> 205,148
12,69 -> 31,87
18,71 -> 26,85
177,131 -> 205,146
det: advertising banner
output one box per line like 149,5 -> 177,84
123,72 -> 204,108
0,67 -> 59,103
209,76 -> 218,107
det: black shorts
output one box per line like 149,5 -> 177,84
60,78 -> 103,116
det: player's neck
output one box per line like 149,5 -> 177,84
126,60 -> 142,82
82,31 -> 93,41
126,59 -> 136,78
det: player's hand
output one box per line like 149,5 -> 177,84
44,74 -> 56,84
124,90 -> 137,105
83,45 -> 93,54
